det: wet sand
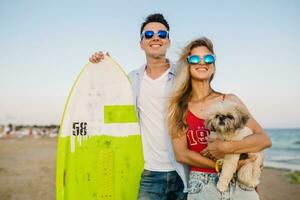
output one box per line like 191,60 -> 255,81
0,137 -> 299,200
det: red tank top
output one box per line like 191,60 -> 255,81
186,110 -> 216,173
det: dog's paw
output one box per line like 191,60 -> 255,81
217,182 -> 228,192
238,165 -> 261,188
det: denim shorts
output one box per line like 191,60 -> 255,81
138,169 -> 187,200
187,171 -> 259,200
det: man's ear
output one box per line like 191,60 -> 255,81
140,40 -> 144,50
167,39 -> 171,49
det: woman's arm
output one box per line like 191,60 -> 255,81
172,133 -> 215,169
206,94 -> 272,159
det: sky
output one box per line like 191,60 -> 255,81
0,0 -> 299,128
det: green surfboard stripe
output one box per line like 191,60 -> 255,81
104,105 -> 138,123
56,134 -> 144,200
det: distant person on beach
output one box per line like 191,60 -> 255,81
89,13 -> 187,200
5,123 -> 13,137
28,127 -> 33,137
167,37 -> 272,200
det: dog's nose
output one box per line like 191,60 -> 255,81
219,115 -> 226,121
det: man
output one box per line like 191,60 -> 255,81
89,13 -> 188,200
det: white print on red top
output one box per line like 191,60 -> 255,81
187,126 -> 209,146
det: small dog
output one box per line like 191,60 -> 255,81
205,100 -> 263,192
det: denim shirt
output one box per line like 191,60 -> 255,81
128,62 -> 189,192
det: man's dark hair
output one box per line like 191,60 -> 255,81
140,13 -> 170,35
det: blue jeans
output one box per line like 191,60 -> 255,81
187,171 -> 259,200
138,169 -> 187,200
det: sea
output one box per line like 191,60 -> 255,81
264,128 -> 300,171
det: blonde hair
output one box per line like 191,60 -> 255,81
167,37 -> 215,138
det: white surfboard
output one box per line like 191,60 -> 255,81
56,55 -> 144,200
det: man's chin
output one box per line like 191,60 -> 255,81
148,52 -> 166,58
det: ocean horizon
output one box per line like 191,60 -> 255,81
264,128 -> 300,171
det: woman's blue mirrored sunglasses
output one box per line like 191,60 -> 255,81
141,30 -> 169,39
187,54 -> 216,65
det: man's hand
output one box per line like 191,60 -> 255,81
89,51 -> 110,63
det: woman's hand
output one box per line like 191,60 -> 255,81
201,138 -> 230,160
237,154 -> 257,170
202,140 -> 261,170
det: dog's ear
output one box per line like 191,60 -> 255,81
241,114 -> 249,125
205,117 -> 212,130
210,124 -> 216,132
235,106 -> 250,125
205,117 -> 216,132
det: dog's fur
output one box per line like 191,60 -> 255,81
205,100 -> 263,192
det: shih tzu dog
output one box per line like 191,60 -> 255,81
205,100 -> 263,192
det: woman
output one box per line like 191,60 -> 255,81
167,37 -> 271,199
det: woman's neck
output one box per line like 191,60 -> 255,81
190,79 -> 213,102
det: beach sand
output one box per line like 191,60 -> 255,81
0,137 -> 299,200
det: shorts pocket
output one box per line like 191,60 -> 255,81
188,179 -> 205,194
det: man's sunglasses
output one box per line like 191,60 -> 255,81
141,30 -> 169,39
187,54 -> 216,65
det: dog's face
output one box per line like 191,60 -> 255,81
205,101 -> 249,134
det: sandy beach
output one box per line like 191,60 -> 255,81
0,137 -> 299,200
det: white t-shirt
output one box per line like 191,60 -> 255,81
138,69 -> 174,171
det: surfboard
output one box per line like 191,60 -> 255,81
56,55 -> 144,200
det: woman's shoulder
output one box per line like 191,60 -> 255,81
211,92 -> 240,103
209,92 -> 245,108
223,93 -> 243,104
223,93 -> 250,113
